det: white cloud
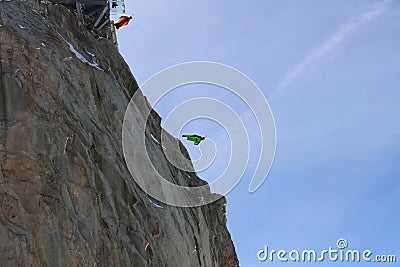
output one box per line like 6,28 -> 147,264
273,0 -> 393,97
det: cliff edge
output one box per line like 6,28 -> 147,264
0,1 -> 238,266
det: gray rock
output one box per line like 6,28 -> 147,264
0,0 -> 239,266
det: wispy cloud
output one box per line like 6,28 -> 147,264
273,0 -> 393,97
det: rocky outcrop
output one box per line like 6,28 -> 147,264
0,1 -> 238,266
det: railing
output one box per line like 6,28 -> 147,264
110,0 -> 125,15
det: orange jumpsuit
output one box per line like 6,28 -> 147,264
114,16 -> 132,29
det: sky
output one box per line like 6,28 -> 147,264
115,0 -> 400,266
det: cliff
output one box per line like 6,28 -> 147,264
0,1 -> 238,266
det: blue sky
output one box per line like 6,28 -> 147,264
116,0 -> 400,265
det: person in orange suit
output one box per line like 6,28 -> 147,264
114,15 -> 133,29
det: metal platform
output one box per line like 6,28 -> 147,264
48,0 -> 110,30
109,0 -> 125,15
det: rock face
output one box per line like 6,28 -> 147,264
0,1 -> 239,266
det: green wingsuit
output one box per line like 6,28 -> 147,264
182,134 -> 205,145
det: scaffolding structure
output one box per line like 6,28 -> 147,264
48,0 -> 111,30
109,0 -> 125,15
